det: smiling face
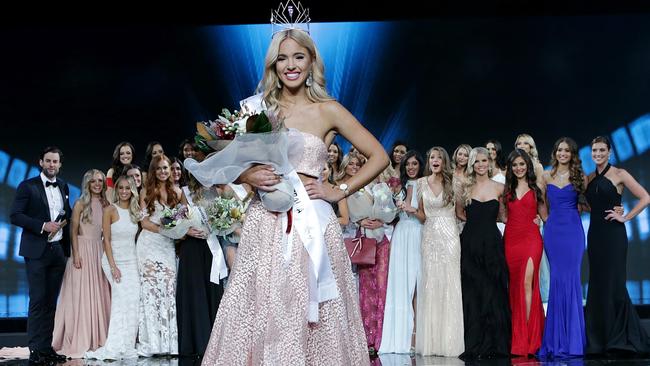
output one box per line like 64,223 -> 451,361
473,152 -> 490,177
591,142 -> 609,166
405,156 -> 420,179
516,138 -> 532,154
151,144 -> 164,159
392,145 -> 407,165
127,168 -> 142,188
171,162 -> 182,183
275,38 -> 313,90
89,172 -> 105,195
116,178 -> 133,203
345,157 -> 361,177
511,156 -> 528,179
40,152 -> 61,179
327,144 -> 339,164
182,143 -> 195,159
155,159 -> 171,183
455,147 -> 469,168
555,141 -> 572,165
119,145 -> 133,165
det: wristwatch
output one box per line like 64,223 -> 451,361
338,183 -> 350,197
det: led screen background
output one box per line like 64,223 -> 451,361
1,15 -> 649,316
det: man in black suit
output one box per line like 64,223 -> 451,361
10,147 -> 71,364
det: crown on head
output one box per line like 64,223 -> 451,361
271,0 -> 311,36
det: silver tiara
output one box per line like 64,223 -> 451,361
271,0 -> 311,36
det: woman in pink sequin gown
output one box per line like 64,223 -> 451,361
199,28 -> 389,366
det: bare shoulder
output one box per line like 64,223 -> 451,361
615,167 -> 633,180
104,204 -> 117,215
72,200 -> 83,212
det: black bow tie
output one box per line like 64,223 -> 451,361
46,181 -> 58,188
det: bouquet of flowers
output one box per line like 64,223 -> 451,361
158,204 -> 202,239
204,196 -> 247,236
194,108 -> 250,152
185,94 -> 303,213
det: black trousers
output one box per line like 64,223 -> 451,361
24,242 -> 66,352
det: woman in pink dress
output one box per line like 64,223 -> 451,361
196,18 -> 388,366
52,169 -> 111,358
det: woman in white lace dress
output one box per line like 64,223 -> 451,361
415,147 -> 464,357
136,155 -> 188,356
85,176 -> 141,360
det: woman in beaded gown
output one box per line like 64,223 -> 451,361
415,147 -> 464,357
196,27 -> 388,366
584,136 -> 650,355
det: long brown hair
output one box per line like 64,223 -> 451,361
424,147 -> 455,207
549,137 -> 585,194
504,149 -> 543,205
144,155 -> 181,214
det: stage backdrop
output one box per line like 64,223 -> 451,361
1,15 -> 650,317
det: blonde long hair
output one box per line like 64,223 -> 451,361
257,29 -> 334,114
424,147 -> 455,206
79,169 -> 109,224
515,133 -> 540,162
112,175 -> 141,223
462,147 -> 490,206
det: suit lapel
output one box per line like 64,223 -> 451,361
57,181 -> 70,216
35,178 -> 50,214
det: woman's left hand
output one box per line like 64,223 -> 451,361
605,209 -> 626,223
187,227 -> 208,239
303,178 -> 344,203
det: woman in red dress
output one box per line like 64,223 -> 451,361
503,148 -> 546,356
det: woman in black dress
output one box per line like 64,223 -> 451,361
585,136 -> 650,355
176,173 -> 224,357
456,147 -> 511,360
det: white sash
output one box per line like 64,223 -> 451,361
195,205 -> 229,284
207,232 -> 229,284
284,170 -> 339,322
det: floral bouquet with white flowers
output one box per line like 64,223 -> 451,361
185,94 -> 304,214
194,108 -> 250,152
158,204 -> 203,239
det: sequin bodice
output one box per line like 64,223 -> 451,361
294,131 -> 328,178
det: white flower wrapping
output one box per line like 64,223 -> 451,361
158,206 -> 204,240
346,182 -> 398,241
184,129 -> 305,213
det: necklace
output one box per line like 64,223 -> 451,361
556,170 -> 570,180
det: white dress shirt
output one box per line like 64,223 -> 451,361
40,172 -> 64,242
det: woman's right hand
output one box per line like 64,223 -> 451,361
239,165 -> 281,192
359,218 -> 383,230
73,254 -> 82,269
187,227 -> 207,239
